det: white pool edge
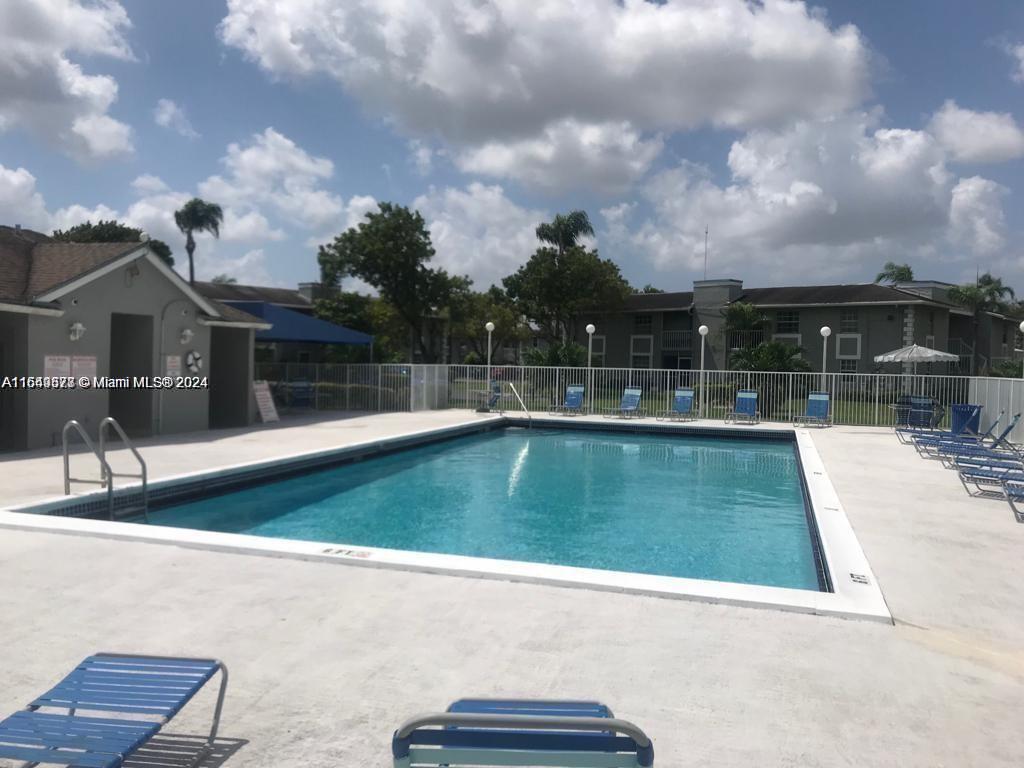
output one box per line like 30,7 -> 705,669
0,417 -> 892,624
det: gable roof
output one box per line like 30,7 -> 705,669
0,225 -> 268,328
194,280 -> 312,308
27,241 -> 145,299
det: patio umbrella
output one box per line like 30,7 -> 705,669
873,344 -> 959,375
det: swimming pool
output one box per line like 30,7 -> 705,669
145,427 -> 826,591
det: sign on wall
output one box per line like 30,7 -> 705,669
71,355 -> 97,379
253,380 -> 279,423
165,354 -> 182,377
43,355 -> 71,378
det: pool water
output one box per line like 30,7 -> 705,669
149,428 -> 823,591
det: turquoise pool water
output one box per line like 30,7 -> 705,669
148,428 -> 823,590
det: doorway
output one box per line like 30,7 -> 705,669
109,313 -> 154,436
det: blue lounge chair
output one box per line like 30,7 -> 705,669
890,395 -> 941,429
549,385 -> 585,416
478,380 -> 503,413
913,413 -> 1021,462
956,457 -> 1024,497
725,389 -> 760,424
793,391 -> 830,427
603,387 -> 644,419
656,387 -> 695,421
0,653 -> 228,768
392,699 -> 654,767
896,406 -> 991,445
1000,479 -> 1024,523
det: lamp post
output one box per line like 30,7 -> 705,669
698,325 -> 709,418
586,324 -> 596,413
820,326 -> 832,390
485,321 -> 495,387
1019,320 -> 1024,380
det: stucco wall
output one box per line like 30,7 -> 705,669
23,255 -> 215,449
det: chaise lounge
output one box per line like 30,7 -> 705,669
0,653 -> 228,768
392,698 -> 654,767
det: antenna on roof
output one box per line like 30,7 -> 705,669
704,225 -> 709,280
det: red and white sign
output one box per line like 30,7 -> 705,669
71,355 -> 97,379
253,380 -> 279,423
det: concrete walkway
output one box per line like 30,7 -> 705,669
1,413 -> 1022,766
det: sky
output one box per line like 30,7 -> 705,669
1,0 -> 1023,294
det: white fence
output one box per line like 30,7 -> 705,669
254,362 -> 1024,439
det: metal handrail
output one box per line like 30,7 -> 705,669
99,417 -> 149,522
507,382 -> 531,428
62,420 -> 114,519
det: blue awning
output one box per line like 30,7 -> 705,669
229,301 -> 373,345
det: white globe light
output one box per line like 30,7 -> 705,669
485,321 -> 495,332
1018,320 -> 1024,334
586,323 -> 596,335
698,325 -> 709,336
820,326 -> 832,338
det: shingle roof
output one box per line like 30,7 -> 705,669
737,283 -> 940,306
0,227 -> 35,302
0,226 -> 268,328
205,300 -> 270,326
194,280 -> 311,307
27,242 -> 144,299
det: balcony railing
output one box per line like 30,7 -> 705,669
661,330 -> 692,351
726,330 -> 766,350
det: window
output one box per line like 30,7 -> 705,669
775,310 -> 800,334
630,335 -> 653,368
925,334 -> 936,350
590,335 -> 606,367
839,309 -> 858,333
633,314 -> 653,332
839,359 -> 858,374
836,334 -> 862,359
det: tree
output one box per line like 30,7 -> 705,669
315,292 -> 407,363
51,219 -> 174,266
636,284 -> 664,294
504,212 -> 630,344
211,274 -> 237,284
535,210 -> 594,255
317,202 -> 467,362
729,341 -> 812,372
174,198 -> 224,285
522,342 -> 587,367
875,262 -> 914,283
448,286 -> 530,364
949,273 -> 1016,373
722,301 -> 769,333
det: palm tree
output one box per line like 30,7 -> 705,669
875,262 -> 914,283
535,210 -> 594,256
949,273 -> 1016,373
174,198 -> 224,284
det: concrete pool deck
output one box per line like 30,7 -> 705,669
1,411 -> 1023,766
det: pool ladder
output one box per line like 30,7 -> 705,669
507,383 -> 531,428
62,417 -> 149,522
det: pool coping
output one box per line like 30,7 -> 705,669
0,414 -> 892,624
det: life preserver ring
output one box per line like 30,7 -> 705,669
185,350 -> 203,372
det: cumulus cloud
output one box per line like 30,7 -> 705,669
0,164 -> 52,231
929,100 -> 1024,163
199,127 -> 344,231
198,248 -> 276,285
600,110 -> 1008,284
412,182 -> 545,288
220,0 -> 869,191
153,98 -> 199,138
949,177 -> 1007,255
456,120 -> 664,194
1006,42 -> 1024,84
131,174 -> 170,195
0,0 -> 135,160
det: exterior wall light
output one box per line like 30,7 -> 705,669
68,322 -> 86,341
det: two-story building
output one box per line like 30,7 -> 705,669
577,278 -> 1020,374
